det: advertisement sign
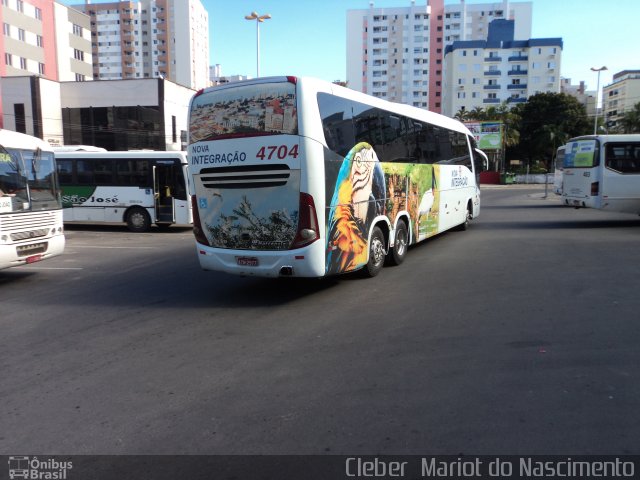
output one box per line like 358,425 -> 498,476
563,140 -> 597,168
465,122 -> 503,150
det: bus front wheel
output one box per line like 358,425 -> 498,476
456,203 -> 472,231
364,226 -> 385,277
126,207 -> 151,232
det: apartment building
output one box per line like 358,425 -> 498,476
0,0 -> 92,81
442,19 -> 562,116
443,0 -> 531,44
561,78 -> 596,119
346,0 -> 532,113
209,64 -> 250,85
71,0 -> 209,90
603,70 -> 640,130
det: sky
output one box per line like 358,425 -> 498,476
203,0 -> 638,91
63,0 -> 639,91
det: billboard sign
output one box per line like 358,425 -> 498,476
465,122 -> 503,150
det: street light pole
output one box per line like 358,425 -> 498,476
591,66 -> 607,135
244,11 -> 271,78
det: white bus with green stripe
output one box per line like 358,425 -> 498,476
0,129 -> 65,269
56,151 -> 192,232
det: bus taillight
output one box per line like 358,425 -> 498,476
591,181 -> 599,196
291,192 -> 319,249
191,196 -> 211,246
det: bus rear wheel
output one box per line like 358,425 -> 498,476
126,207 -> 151,232
387,220 -> 408,266
364,226 -> 385,277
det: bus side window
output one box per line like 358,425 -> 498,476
57,159 -> 73,185
606,143 -> 640,173
379,112 -> 406,162
116,160 -> 136,186
353,107 -> 384,155
136,160 -> 151,187
317,93 -> 356,158
94,159 -> 114,184
76,159 -> 93,184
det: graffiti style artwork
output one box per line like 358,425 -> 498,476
325,144 -> 443,275
325,143 -> 386,274
382,162 -> 440,243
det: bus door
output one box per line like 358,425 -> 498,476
153,161 -> 177,223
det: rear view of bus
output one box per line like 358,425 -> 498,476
561,137 -> 601,208
188,77 -> 323,277
0,130 -> 65,270
562,135 -> 640,213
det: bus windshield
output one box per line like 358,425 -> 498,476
0,146 -> 61,212
26,149 -> 60,209
189,81 -> 298,142
563,139 -> 599,168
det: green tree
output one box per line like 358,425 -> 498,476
516,92 -> 590,169
453,108 -> 469,121
616,102 -> 640,133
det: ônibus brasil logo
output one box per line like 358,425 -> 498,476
8,456 -> 73,479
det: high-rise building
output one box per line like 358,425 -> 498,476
442,19 -> 562,116
0,0 -> 93,82
71,0 -> 209,90
603,70 -> 640,131
443,0 -> 531,44
346,0 -> 532,113
561,78 -> 596,120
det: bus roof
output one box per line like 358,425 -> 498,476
568,134 -> 640,143
0,129 -> 53,151
52,145 -> 107,152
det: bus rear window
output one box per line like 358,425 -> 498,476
189,82 -> 298,143
563,139 -> 598,168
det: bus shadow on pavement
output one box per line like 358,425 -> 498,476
475,219 -> 640,230
0,270 -> 37,285
482,203 -> 567,209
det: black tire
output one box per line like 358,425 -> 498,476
363,226 -> 385,277
126,207 -> 151,232
456,203 -> 472,231
387,220 -> 408,266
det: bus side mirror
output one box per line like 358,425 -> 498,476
475,148 -> 489,172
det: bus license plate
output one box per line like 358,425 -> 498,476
237,256 -> 259,267
26,254 -> 43,264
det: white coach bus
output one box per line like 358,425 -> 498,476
0,129 -> 65,269
561,135 -> 640,213
56,151 -> 192,232
188,76 -> 482,278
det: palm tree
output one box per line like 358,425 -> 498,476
616,102 -> 640,133
453,108 -> 469,122
467,106 -> 486,121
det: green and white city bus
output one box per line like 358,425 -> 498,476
0,129 -> 65,269
188,76 -> 483,278
56,151 -> 192,232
